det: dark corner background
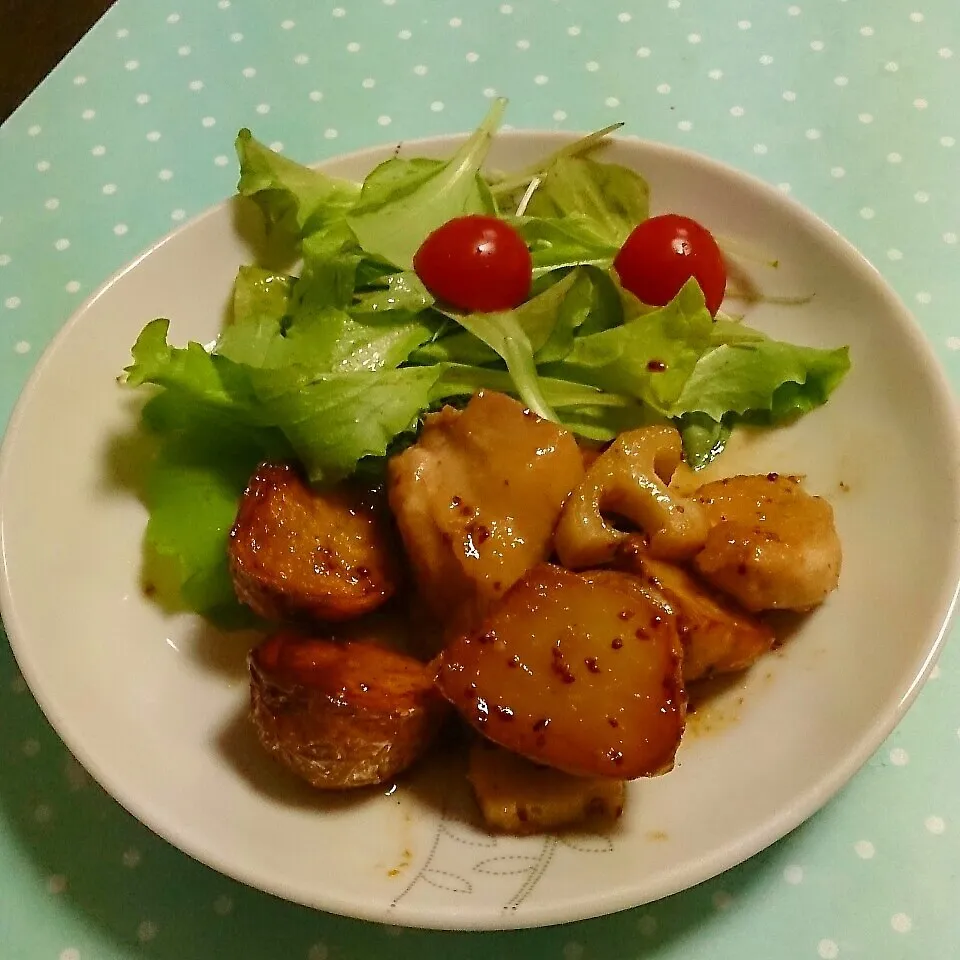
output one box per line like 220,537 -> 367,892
1,0 -> 116,122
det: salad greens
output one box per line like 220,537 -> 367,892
123,98 -> 850,622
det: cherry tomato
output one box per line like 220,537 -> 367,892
613,214 -> 726,317
413,215 -> 533,313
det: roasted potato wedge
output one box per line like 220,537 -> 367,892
388,392 -> 583,634
249,631 -> 449,789
436,563 -> 686,780
229,462 -> 398,622
468,739 -> 625,834
617,544 -> 776,682
694,474 -> 842,612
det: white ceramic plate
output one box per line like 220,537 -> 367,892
2,132 -> 959,931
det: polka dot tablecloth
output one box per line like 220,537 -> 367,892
1,0 -> 958,957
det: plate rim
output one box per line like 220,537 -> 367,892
2,129 -> 960,930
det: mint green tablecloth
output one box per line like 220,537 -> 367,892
1,2 -> 957,957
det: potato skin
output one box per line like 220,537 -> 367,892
229,462 -> 398,622
436,563 -> 686,780
468,739 -> 625,835
249,631 -> 449,789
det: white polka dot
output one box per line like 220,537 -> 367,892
712,890 -> 733,910
916,291 -> 932,304
885,61 -> 899,72
568,25 -> 581,36
657,83 -> 671,94
332,5 -> 345,14
636,46 -> 651,57
324,128 -> 338,139
214,155 -> 229,166
44,197 -> 59,210
553,109 -> 567,121
909,11 -> 924,22
939,48 -> 953,59
831,166 -> 845,178
346,41 -> 360,52
65,280 -> 81,293
125,59 -> 139,70
5,296 -> 21,310
36,160 -> 50,172
229,33 -> 242,43
361,78 -> 374,89
516,40 -> 530,51
858,112 -> 873,124
943,232 -> 958,244
914,98 -> 928,110
218,0 -> 230,8
309,90 -> 324,101
637,914 -> 658,936
102,183 -> 117,195
81,108 -> 96,119
787,4 -> 801,14
925,814 -> 945,834
687,33 -> 701,43
754,143 -> 768,154
738,20 -> 751,29
429,101 -> 445,113
27,124 -> 41,136
14,341 -> 30,355
46,874 -> 67,894
0,254 -> 9,266
483,87 -> 497,98
889,747 -> 909,765
834,76 -> 848,86
114,224 -> 128,236
500,2 -> 513,12
806,128 -> 821,140
91,145 -> 106,157
887,152 -> 902,164
914,191 -> 929,203
413,63 -> 428,74
34,803 -> 52,824
605,96 -> 621,107
137,920 -> 158,943
708,68 -> 723,79
783,90 -> 797,101
378,115 -> 392,126
158,169 -> 173,181
22,737 -> 40,756
777,182 -> 792,193
730,105 -> 745,117
618,11 -> 632,22
891,913 -> 912,933
281,19 -> 295,29
122,847 -> 141,868
817,940 -> 839,960
256,103 -> 270,114
947,338 -> 960,351
166,12 -> 180,23
562,943 -> 584,960
759,54 -> 774,65
668,0 -> 680,8
242,67 -> 256,78
449,17 -> 462,27
307,945 -> 329,960
860,207 -> 875,219
178,44 -> 192,54
398,29 -> 412,39
783,864 -> 804,884
73,75 -> 87,85
810,39 -> 824,51
941,136 -> 955,147
677,120 -> 692,131
269,141 -> 283,152
116,27 -> 129,37
860,25 -> 874,37
202,116 -> 216,127
54,238 -> 70,251
136,93 -> 150,105
59,949 -> 80,960
585,60 -> 599,71
171,208 -> 186,221
466,51 -> 479,62
929,663 -> 941,678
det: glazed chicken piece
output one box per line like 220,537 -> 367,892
249,631 -> 449,789
693,474 -> 842,612
436,563 -> 686,781
617,543 -> 775,682
387,391 -> 584,633
229,462 -> 398,622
